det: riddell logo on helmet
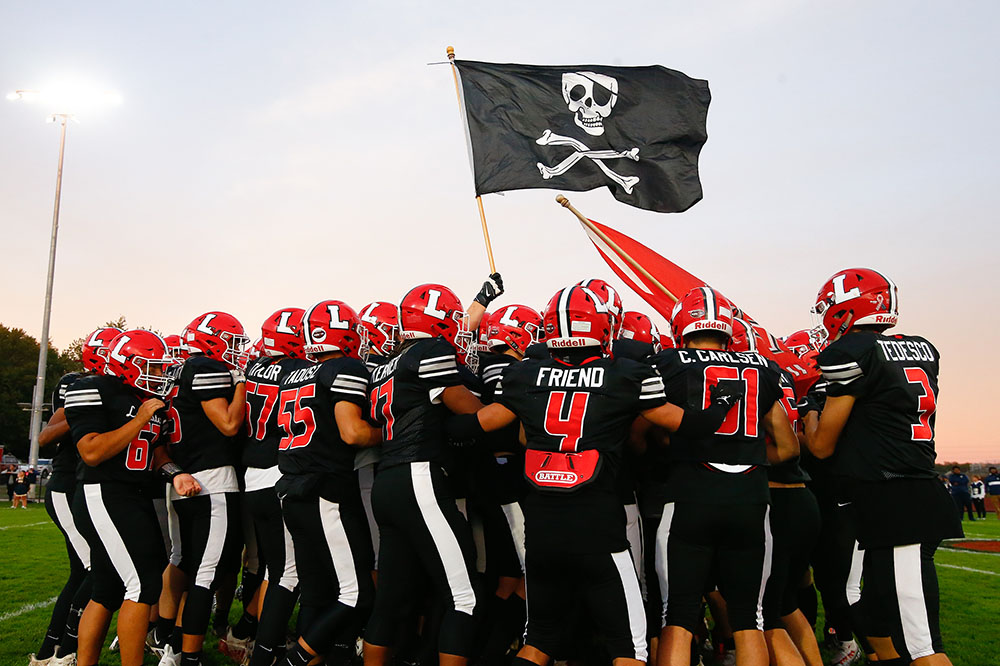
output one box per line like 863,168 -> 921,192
693,321 -> 728,332
548,338 -> 588,348
535,471 -> 578,485
875,315 -> 898,324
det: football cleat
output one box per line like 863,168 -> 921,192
50,652 -> 77,666
829,639 -> 863,666
109,636 -> 120,652
218,628 -> 253,663
27,655 -> 53,666
157,644 -> 181,666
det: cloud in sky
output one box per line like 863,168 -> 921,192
1,0 -> 998,460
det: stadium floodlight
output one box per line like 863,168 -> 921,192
8,82 -> 121,467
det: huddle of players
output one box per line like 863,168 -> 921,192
30,266 -> 956,666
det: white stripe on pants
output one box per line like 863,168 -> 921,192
411,461 -> 477,615
894,544 -> 935,660
754,505 -> 773,631
654,502 -> 676,627
84,485 -> 141,602
611,549 -> 648,661
194,494 -> 229,589
52,490 -> 91,568
318,498 -> 360,607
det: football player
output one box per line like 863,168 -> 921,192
445,285 -> 744,666
649,287 -> 799,666
234,308 -> 312,666
803,269 -> 960,665
355,300 -> 400,566
731,318 -> 823,666
65,330 -> 199,666
159,312 -> 249,666
276,300 -> 381,666
362,283 -> 486,666
475,304 -> 542,663
30,327 -> 121,666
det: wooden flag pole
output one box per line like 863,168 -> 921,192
447,45 -> 496,273
555,194 -> 679,302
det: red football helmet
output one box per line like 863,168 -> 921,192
543,285 -> 612,354
303,300 -> 362,359
813,268 -> 898,341
670,287 -> 735,344
184,312 -> 249,368
620,311 -> 663,353
475,313 -> 492,353
105,330 -> 175,396
578,278 -> 624,339
162,334 -> 189,361
781,328 -> 827,358
729,317 -> 760,353
398,284 -> 474,358
486,304 -> 542,356
357,301 -> 398,358
237,338 -> 265,370
261,308 -> 306,358
659,333 -> 676,350
81,327 -> 123,373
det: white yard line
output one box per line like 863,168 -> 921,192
938,563 -> 1000,576
0,521 -> 48,530
0,596 -> 57,622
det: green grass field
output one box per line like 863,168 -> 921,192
1,501 -> 998,666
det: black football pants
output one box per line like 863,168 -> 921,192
72,483 -> 165,609
365,461 -> 479,656
282,490 -> 375,655
44,487 -> 92,646
762,487 -> 821,629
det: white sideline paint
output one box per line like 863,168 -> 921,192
0,521 -> 48,530
0,596 -> 57,622
938,563 -> 1000,576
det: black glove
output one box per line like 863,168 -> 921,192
474,273 -> 504,307
675,379 -> 744,437
797,390 -> 825,417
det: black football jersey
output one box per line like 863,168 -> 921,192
277,357 -> 370,500
612,338 -> 656,362
766,366 -> 810,484
167,355 -> 239,472
819,332 -> 941,482
244,356 -> 313,469
650,347 -> 783,505
65,375 -> 166,484
478,353 -> 522,454
495,354 -> 667,553
48,371 -> 87,490
368,337 -> 464,469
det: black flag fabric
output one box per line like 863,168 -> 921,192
454,60 -> 711,213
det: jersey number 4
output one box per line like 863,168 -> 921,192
904,367 -> 936,441
703,366 -> 759,437
544,391 -> 590,452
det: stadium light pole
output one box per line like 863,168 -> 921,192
7,86 -> 121,467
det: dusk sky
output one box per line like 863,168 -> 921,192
2,1 -> 997,461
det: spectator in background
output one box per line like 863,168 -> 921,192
26,467 -> 38,501
948,465 -> 976,521
970,476 -> 987,519
5,465 -> 15,503
11,471 -> 29,509
986,466 -> 1000,519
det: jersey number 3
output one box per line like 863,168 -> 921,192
904,367 -> 936,441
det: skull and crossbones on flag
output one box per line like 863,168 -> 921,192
453,60 -> 711,213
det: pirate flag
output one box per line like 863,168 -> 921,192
454,60 -> 710,213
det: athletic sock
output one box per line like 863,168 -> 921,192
282,642 -> 313,666
170,626 -> 184,653
232,610 -> 258,640
154,617 -> 175,646
250,586 -> 298,666
60,604 -> 84,654
37,630 -> 61,660
181,650 -> 203,666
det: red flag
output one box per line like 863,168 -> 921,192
580,216 -> 819,396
